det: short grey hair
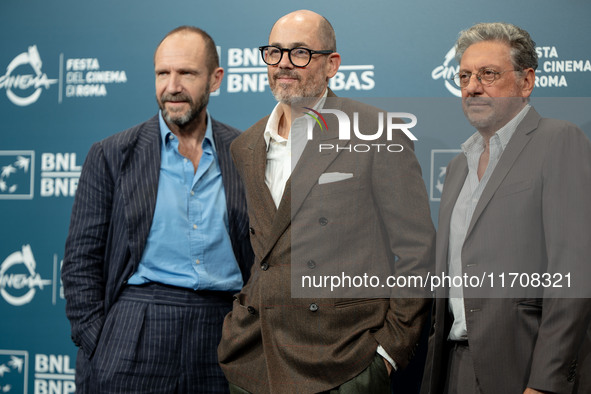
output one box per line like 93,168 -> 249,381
455,22 -> 538,71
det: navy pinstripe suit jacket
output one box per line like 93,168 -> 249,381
62,114 -> 253,358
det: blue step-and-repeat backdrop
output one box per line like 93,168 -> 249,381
1,0 -> 590,392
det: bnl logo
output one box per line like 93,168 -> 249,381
0,151 -> 35,200
430,149 -> 461,201
0,350 -> 28,394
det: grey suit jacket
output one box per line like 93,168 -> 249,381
421,108 -> 591,394
218,92 -> 436,393
62,114 -> 253,358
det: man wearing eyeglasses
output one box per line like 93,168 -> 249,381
421,22 -> 591,394
218,9 -> 436,394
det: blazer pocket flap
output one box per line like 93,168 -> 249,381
514,298 -> 543,308
334,298 -> 387,308
495,179 -> 532,198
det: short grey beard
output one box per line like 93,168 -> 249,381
272,85 -> 325,106
159,86 -> 210,128
163,108 -> 190,126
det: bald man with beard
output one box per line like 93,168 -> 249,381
218,10 -> 435,394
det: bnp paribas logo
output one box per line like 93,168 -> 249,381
0,350 -> 28,393
0,151 -> 35,200
430,149 -> 461,201
0,45 -> 57,106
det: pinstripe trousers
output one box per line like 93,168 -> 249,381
76,283 -> 233,393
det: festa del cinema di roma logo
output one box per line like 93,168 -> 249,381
0,245 -> 50,306
1,45 -> 128,106
0,46 -> 57,106
431,45 -> 590,95
431,47 -> 461,97
303,107 -> 418,153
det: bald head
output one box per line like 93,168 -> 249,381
271,10 -> 336,51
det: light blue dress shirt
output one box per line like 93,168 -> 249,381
128,111 -> 243,291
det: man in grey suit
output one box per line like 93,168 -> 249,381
62,26 -> 253,393
421,22 -> 591,394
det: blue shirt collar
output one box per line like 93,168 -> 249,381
158,110 -> 216,153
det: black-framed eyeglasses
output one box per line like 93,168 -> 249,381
259,45 -> 334,68
452,68 -> 521,88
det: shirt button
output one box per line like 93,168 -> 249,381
318,217 -> 328,226
309,303 -> 319,312
261,262 -> 269,271
307,260 -> 316,269
193,224 -> 197,229
247,306 -> 256,315
195,259 -> 200,265
191,191 -> 195,196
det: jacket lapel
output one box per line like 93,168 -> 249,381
121,115 -> 161,266
258,90 -> 349,259
249,120 -> 278,218
465,108 -> 541,238
266,118 -> 346,247
289,108 -> 346,220
212,119 -> 244,232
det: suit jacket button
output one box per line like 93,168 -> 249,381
318,217 -> 328,226
570,360 -> 577,368
247,306 -> 256,315
309,303 -> 319,312
249,226 -> 255,235
307,260 -> 316,269
261,262 -> 269,271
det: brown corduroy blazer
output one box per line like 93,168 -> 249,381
219,91 -> 436,393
